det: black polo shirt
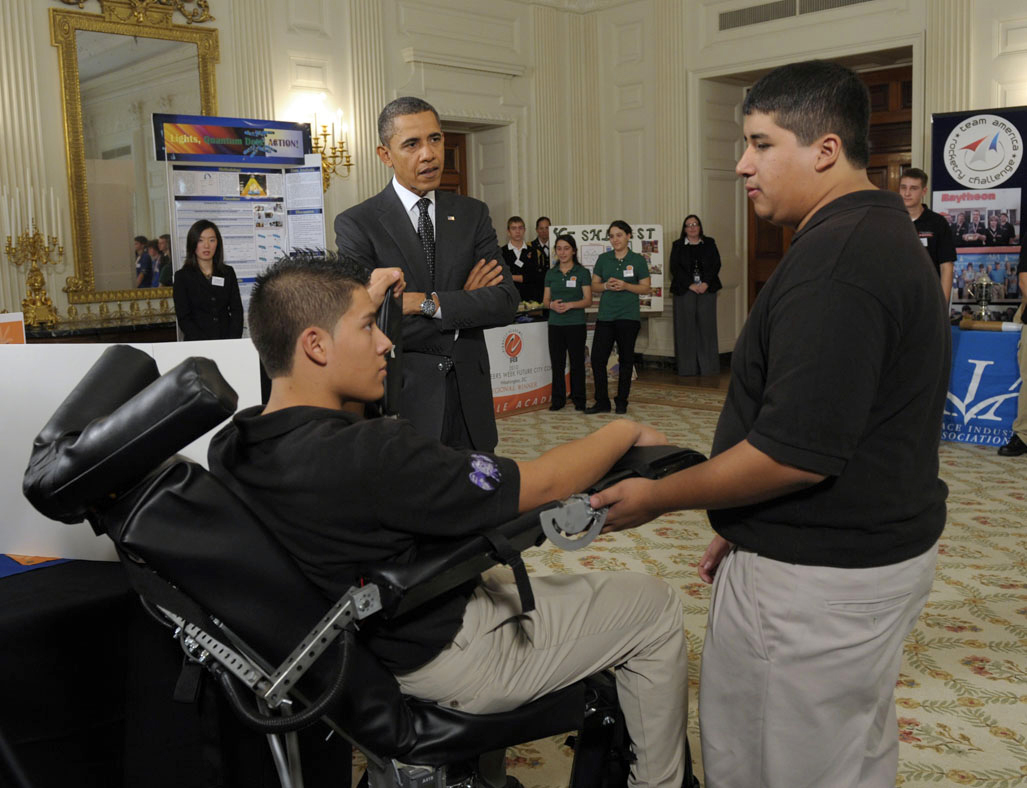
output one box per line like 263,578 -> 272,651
1019,245 -> 1027,324
208,406 -> 520,671
912,206 -> 957,273
709,190 -> 949,568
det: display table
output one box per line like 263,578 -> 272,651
942,325 -> 1022,446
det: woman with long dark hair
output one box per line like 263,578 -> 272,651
172,219 -> 243,340
586,220 -> 651,414
669,214 -> 722,376
543,234 -> 592,411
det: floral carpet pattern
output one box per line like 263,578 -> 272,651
490,382 -> 1027,788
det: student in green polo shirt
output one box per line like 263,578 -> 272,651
586,220 -> 651,414
543,234 -> 593,411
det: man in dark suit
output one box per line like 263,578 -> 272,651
335,97 -> 518,452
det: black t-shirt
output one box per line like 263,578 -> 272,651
912,206 -> 957,272
208,406 -> 520,671
709,190 -> 950,568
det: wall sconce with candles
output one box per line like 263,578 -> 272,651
311,105 -> 354,192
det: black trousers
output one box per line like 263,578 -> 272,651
547,323 -> 587,408
590,319 -> 640,408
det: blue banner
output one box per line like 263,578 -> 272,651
942,327 -> 1022,446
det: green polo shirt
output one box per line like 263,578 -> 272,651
545,263 -> 590,326
593,250 -> 649,321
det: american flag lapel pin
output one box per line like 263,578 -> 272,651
447,215 -> 455,221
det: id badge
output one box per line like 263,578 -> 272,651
211,276 -> 225,287
566,277 -> 577,287
622,266 -> 634,279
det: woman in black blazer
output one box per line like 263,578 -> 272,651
172,219 -> 244,341
669,214 -> 722,376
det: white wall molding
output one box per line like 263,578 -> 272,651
401,48 -> 526,78
350,0 -> 390,202
231,0 -> 276,119
925,0 -> 971,115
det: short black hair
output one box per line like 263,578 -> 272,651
535,216 -> 551,228
507,215 -> 525,229
743,60 -> 870,168
901,168 -> 928,187
378,97 -> 440,146
248,251 -> 370,378
607,220 -> 632,238
134,235 -> 148,245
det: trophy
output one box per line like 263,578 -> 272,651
966,273 -> 997,321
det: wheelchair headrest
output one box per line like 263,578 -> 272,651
23,345 -> 238,525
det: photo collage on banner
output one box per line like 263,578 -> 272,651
153,114 -> 324,335
931,107 -> 1026,446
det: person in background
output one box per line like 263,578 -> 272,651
147,239 -> 164,288
543,234 -> 592,411
989,260 -> 1006,299
502,215 -> 546,303
961,209 -> 986,246
899,167 -> 956,304
529,216 -> 552,268
172,219 -> 243,341
134,235 -> 152,288
998,212 -> 1017,243
158,233 -> 173,287
586,220 -> 651,415
998,244 -> 1027,457
669,215 -> 722,377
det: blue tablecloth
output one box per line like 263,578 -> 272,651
942,326 -> 1022,446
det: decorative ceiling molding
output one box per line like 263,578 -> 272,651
58,0 -> 215,25
402,47 -> 526,78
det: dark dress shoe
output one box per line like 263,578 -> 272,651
998,434 -> 1027,456
548,402 -> 565,411
615,404 -> 628,414
573,403 -> 586,411
584,403 -> 610,414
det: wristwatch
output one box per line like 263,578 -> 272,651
420,295 -> 437,318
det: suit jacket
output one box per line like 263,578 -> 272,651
335,185 -> 518,451
529,237 -> 551,268
502,244 -> 547,303
669,236 -> 722,295
172,264 -> 244,341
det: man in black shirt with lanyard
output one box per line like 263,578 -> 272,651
998,244 -> 1027,456
208,254 -> 692,788
900,167 -> 957,304
592,61 -> 949,788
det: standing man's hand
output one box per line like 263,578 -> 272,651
698,534 -> 734,584
591,478 -> 662,532
463,258 -> 504,290
367,268 -> 405,308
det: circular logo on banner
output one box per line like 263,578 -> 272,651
943,114 -> 1022,187
504,331 -> 523,359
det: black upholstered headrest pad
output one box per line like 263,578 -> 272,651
23,349 -> 238,524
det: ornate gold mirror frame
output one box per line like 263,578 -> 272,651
51,1 -> 219,307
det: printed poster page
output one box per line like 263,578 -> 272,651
546,224 -> 664,312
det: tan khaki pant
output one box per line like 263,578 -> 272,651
698,545 -> 938,788
397,570 -> 689,788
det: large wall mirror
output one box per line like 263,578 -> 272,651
51,3 -> 218,306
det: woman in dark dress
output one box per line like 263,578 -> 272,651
669,214 -> 722,377
172,219 -> 243,340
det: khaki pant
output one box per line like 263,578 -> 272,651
699,545 -> 938,788
397,570 -> 689,788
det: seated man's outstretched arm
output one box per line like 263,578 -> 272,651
515,420 -> 665,512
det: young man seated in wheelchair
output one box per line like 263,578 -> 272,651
207,253 -> 689,788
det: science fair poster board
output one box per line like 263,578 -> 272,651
547,224 -> 664,312
152,114 -> 324,334
1,339 -> 261,561
486,321 -> 554,414
930,107 -> 1025,316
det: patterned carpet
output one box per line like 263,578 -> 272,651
489,381 -> 1027,788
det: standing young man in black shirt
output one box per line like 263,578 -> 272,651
998,244 -> 1027,457
900,167 -> 957,303
591,60 -> 950,787
208,254 -> 691,788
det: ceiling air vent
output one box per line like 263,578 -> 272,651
720,0 -> 876,31
800,0 -> 875,13
719,0 -> 796,31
